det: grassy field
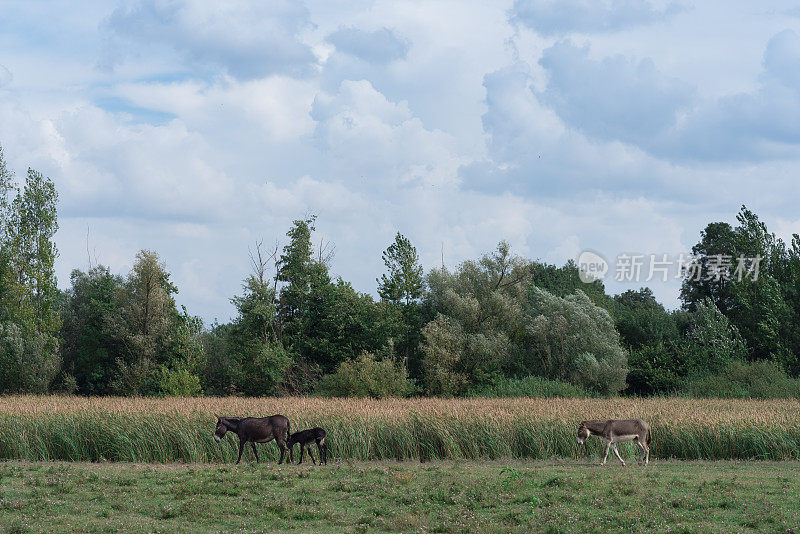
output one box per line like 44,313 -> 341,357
1,460 -> 799,533
1,396 -> 800,462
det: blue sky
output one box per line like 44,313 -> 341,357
1,0 -> 799,322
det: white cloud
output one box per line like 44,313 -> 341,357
2,0 -> 800,321
532,30 -> 800,163
102,0 -> 317,78
325,27 -> 410,64
311,80 -> 465,187
510,0 -> 683,36
538,40 -> 695,145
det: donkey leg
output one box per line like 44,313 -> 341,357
636,440 -> 647,465
307,445 -> 316,465
278,442 -> 286,465
317,441 -> 326,465
236,440 -> 246,464
645,446 -> 650,466
251,442 -> 260,463
612,443 -> 625,466
298,447 -> 305,465
601,440 -> 611,465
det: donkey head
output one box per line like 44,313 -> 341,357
576,422 -> 590,445
214,418 -> 229,443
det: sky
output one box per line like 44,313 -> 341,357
1,0 -> 800,323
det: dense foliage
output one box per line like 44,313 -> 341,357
2,143 -> 800,397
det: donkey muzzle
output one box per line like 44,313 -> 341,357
214,435 -> 221,443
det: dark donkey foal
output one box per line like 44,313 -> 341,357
287,428 -> 327,465
214,415 -> 290,464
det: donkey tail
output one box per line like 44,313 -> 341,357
646,427 -> 652,446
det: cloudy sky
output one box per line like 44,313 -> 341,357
1,0 -> 799,322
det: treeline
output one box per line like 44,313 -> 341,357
2,145 -> 800,398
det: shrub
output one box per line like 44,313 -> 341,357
683,360 -> 800,399
419,314 -> 468,396
527,289 -> 628,395
685,298 -> 747,375
626,343 -> 684,395
466,376 -> 590,398
316,351 -> 415,398
154,365 -> 203,397
0,322 -> 60,393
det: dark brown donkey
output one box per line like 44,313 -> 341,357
576,419 -> 651,466
214,415 -> 290,464
287,428 -> 327,465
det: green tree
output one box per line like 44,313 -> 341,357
378,233 -> 424,305
685,298 -> 747,376
0,151 -> 62,393
424,241 -> 532,387
377,232 -> 426,376
228,247 -> 292,395
110,250 -> 179,394
0,322 -> 60,393
274,217 -> 398,390
199,321 -> 243,395
680,221 -> 737,313
532,260 -> 613,310
526,288 -> 628,394
612,288 -> 680,350
1,168 -> 60,336
276,216 -> 317,330
419,314 -> 468,396
60,266 -> 125,395
681,206 -> 796,370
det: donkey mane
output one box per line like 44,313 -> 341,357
219,417 -> 242,430
581,420 -> 608,433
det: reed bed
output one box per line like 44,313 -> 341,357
1,396 -> 799,462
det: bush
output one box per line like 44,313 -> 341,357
419,314 -> 468,396
685,298 -> 747,375
527,289 -> 628,395
0,322 -> 60,393
316,351 -> 415,398
466,376 -> 590,398
626,343 -> 684,395
154,365 -> 203,397
683,360 -> 800,399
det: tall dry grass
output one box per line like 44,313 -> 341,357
1,396 -> 799,462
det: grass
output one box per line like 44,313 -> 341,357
1,460 -> 799,532
1,396 -> 800,462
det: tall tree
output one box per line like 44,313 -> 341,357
111,250 -> 179,394
276,216 -> 317,330
60,266 -> 125,394
526,288 -> 628,394
680,221 -> 737,313
0,150 -> 62,393
378,233 -> 424,305
228,242 -> 291,395
2,169 -> 60,336
377,232 -> 425,372
424,241 -> 532,386
0,145 -> 15,321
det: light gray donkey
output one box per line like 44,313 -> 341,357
576,419 -> 651,466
